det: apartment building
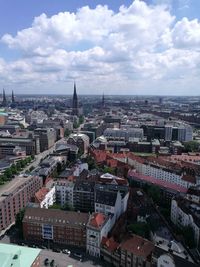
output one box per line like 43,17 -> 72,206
23,208 -> 89,247
171,197 -> 200,249
35,186 -> 56,208
86,213 -> 114,257
0,175 -> 43,234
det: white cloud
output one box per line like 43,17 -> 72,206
0,0 -> 200,94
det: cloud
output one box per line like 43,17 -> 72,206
0,0 -> 200,94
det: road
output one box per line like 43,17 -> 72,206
22,138 -> 65,173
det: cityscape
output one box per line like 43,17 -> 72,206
0,1 -> 200,267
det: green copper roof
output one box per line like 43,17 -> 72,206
0,243 -> 41,267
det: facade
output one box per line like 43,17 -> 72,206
171,197 -> 200,249
0,243 -> 41,267
56,178 -> 74,207
95,190 -> 122,221
23,208 -> 89,247
73,180 -> 95,212
34,128 -> 56,152
68,133 -> 89,154
101,235 -> 154,267
0,136 -> 40,155
104,128 -> 144,142
0,175 -> 43,234
87,213 -> 113,257
35,186 -> 56,208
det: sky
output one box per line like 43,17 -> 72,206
0,0 -> 200,95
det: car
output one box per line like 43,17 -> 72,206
62,249 -> 71,255
52,248 -> 60,253
73,252 -> 83,261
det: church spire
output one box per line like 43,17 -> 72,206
72,81 -> 78,116
2,89 -> 7,107
102,92 -> 105,108
12,90 -> 15,103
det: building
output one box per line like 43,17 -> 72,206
0,175 -> 43,234
72,82 -> 78,116
95,190 -> 122,221
2,89 -> 7,107
68,133 -> 89,154
35,186 -> 56,208
101,234 -> 154,267
171,197 -> 200,249
34,128 -> 56,152
56,177 -> 75,207
86,213 -> 114,257
104,128 -> 144,142
0,135 -> 40,155
23,208 -> 89,248
0,243 -> 41,267
73,179 -> 95,212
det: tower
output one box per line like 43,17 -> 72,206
2,89 -> 7,107
12,90 -> 15,103
102,93 -> 105,108
72,82 -> 78,116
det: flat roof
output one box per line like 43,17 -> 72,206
0,243 -> 41,267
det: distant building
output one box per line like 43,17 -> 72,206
0,243 -> 41,267
34,128 -> 56,152
23,208 -> 89,248
68,133 -> 89,154
2,89 -> 7,107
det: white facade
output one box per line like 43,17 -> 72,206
40,186 -> 56,209
86,214 -> 113,257
171,199 -> 200,247
127,155 -> 196,189
56,180 -> 74,207
73,163 -> 88,176
95,191 -> 122,222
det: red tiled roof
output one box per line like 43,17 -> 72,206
128,170 -> 187,193
120,235 -> 154,258
101,237 -> 119,252
35,187 -> 49,203
89,213 -> 107,229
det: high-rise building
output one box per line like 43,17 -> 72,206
2,89 -> 7,107
72,82 -> 78,116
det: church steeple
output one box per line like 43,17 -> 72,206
12,90 -> 15,103
2,89 -> 7,107
72,82 -> 78,116
102,92 -> 105,108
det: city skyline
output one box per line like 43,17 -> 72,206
0,0 -> 200,95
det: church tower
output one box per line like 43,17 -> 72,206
72,82 -> 78,116
12,90 -> 15,103
2,89 -> 7,107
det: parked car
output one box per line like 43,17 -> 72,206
73,252 -> 83,261
52,248 -> 61,253
62,249 -> 71,255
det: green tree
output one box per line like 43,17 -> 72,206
147,185 -> 161,204
128,222 -> 150,238
182,226 -> 196,248
64,128 -> 71,137
4,168 -> 12,179
79,115 -> 84,124
184,141 -> 200,152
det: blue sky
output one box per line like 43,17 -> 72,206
0,0 -> 200,95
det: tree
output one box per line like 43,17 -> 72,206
147,185 -> 161,204
4,168 -> 12,179
64,129 -> 71,137
182,226 -> 196,248
184,141 -> 199,152
79,115 -> 84,124
128,222 -> 150,238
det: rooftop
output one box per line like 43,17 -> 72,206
23,207 -> 89,227
0,243 -> 40,267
